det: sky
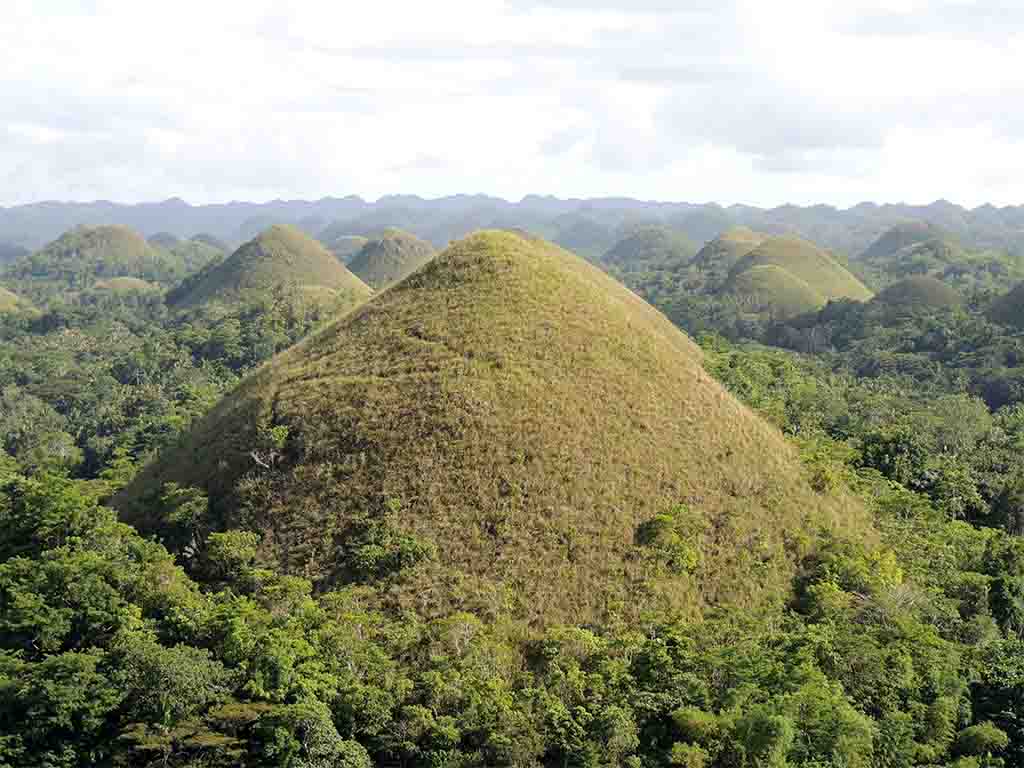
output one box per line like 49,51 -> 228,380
2,0 -> 1023,208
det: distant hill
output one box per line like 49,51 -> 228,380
3,225 -> 186,301
148,232 -> 180,249
723,235 -> 872,318
691,227 -> 766,272
0,242 -> 29,266
858,221 -> 939,261
552,213 -> 615,260
166,224 -> 370,310
190,233 -> 230,252
323,235 -> 369,264
119,230 -> 865,625
873,275 -> 962,310
347,229 -> 435,289
601,225 -> 696,271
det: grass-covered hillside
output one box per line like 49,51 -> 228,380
873,274 -> 963,309
166,224 -> 371,310
858,220 -> 939,261
720,235 -> 872,319
119,230 -> 864,626
690,226 -> 765,272
347,228 -> 436,289
3,225 -> 186,302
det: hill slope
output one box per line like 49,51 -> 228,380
724,235 -> 872,316
167,224 -> 371,309
691,226 -> 766,272
858,221 -> 939,261
5,225 -> 184,299
347,229 -> 436,289
119,231 -> 864,625
874,275 -> 962,309
0,286 -> 34,314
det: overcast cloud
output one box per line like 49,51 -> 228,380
2,0 -> 1023,207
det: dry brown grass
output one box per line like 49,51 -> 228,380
119,231 -> 868,626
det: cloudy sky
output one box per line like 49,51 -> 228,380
3,0 -> 1023,208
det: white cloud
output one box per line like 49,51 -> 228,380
0,0 -> 1023,206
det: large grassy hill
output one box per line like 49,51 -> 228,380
347,228 -> 436,289
724,235 -> 872,317
119,230 -> 865,626
166,224 -> 371,310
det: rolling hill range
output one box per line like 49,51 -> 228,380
323,235 -> 369,263
347,228 -> 436,289
118,230 -> 865,626
166,224 -> 371,310
722,235 -> 872,318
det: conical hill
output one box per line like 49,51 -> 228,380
166,224 -> 371,309
347,228 -> 436,289
118,231 -> 865,625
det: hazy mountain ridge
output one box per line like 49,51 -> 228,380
5,196 -> 1024,256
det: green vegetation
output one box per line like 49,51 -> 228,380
690,226 -> 765,273
600,225 -> 696,272
874,275 -> 963,309
4,226 -> 188,303
92,277 -> 159,295
166,224 -> 371,310
347,228 -> 435,289
726,264 -> 826,319
987,281 -> 1024,328
7,223 -> 1024,768
0,286 -> 35,315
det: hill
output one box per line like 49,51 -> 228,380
873,275 -> 962,309
119,230 -> 865,625
166,224 -> 371,309
4,225 -> 184,299
601,225 -> 696,271
691,226 -> 766,272
148,232 -> 180,248
324,235 -> 368,263
858,221 -> 939,261
191,233 -> 230,252
0,242 -> 29,265
725,235 -> 872,315
347,228 -> 436,289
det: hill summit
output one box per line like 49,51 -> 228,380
347,228 -> 436,289
119,231 -> 864,625
166,224 -> 371,309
